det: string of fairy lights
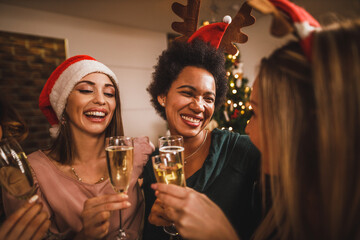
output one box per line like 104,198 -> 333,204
213,51 -> 253,134
200,20 -> 253,134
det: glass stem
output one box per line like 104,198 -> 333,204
119,209 -> 122,230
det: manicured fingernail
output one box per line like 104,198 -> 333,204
28,195 -> 39,203
126,202 -> 131,207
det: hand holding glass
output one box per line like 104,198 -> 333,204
154,135 -> 185,236
105,136 -> 134,240
0,137 -> 35,199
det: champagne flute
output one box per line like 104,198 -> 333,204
0,137 -> 35,199
156,135 -> 185,236
105,136 -> 134,240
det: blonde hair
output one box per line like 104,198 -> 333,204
254,18 -> 360,240
312,19 -> 360,240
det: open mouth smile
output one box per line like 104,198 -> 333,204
84,111 -> 107,119
180,114 -> 203,127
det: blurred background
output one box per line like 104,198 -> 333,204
0,0 -> 359,151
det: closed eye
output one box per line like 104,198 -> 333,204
104,93 -> 115,97
179,91 -> 192,97
78,89 -> 93,94
204,97 -> 215,103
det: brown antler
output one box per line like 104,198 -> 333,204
219,2 -> 256,55
247,0 -> 294,37
171,0 -> 201,42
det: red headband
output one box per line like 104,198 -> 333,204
249,0 -> 321,60
171,0 -> 255,55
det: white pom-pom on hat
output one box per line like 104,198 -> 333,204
223,15 -> 232,24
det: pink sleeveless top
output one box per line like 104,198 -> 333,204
2,150 -> 146,239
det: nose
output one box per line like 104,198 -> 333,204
245,117 -> 252,135
93,91 -> 106,105
189,97 -> 205,113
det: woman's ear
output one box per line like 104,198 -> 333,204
157,95 -> 166,107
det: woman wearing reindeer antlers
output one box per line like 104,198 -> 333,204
151,0 -> 360,239
142,1 -> 262,240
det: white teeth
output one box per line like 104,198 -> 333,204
84,111 -> 105,117
181,115 -> 200,123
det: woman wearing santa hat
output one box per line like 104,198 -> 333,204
2,55 -> 154,239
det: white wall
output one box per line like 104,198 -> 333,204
0,3 -> 168,145
237,15 -> 293,86
0,3 -> 289,144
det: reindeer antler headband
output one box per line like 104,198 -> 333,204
171,0 -> 256,55
248,0 -> 321,60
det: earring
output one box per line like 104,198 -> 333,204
161,102 -> 165,107
60,114 -> 66,125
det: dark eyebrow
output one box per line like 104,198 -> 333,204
76,80 -> 94,86
75,80 -> 115,88
176,85 -> 216,97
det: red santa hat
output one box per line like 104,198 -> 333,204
269,0 -> 321,59
187,15 -> 232,49
39,55 -> 119,138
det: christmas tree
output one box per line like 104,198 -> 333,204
212,52 -> 253,134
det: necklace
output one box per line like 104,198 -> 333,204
71,167 -> 105,184
184,130 -> 208,164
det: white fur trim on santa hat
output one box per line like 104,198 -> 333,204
49,59 -> 119,122
294,21 -> 320,39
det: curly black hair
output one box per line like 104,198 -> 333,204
147,39 -> 228,120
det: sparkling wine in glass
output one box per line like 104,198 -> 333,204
0,137 -> 35,199
156,135 -> 185,236
105,136 -> 134,240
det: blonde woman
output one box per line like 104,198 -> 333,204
152,18 -> 360,240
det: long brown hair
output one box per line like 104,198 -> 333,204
312,19 -> 360,240
48,76 -> 124,165
254,19 -> 360,240
0,93 -> 29,142
254,41 -> 317,240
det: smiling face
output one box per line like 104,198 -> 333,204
65,72 -> 116,137
159,66 -> 216,138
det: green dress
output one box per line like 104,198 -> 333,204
142,128 -> 261,240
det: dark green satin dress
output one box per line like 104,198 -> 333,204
142,128 -> 262,240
